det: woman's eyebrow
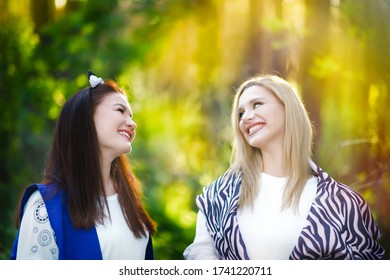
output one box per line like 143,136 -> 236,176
113,102 -> 133,117
251,97 -> 266,103
238,97 -> 265,109
113,103 -> 127,109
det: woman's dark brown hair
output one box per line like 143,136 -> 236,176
17,80 -> 155,238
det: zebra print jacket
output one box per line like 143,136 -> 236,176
197,163 -> 385,259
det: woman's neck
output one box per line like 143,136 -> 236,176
101,160 -> 116,196
261,149 -> 286,177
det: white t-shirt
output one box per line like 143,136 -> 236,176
237,173 -> 317,259
183,173 -> 317,260
16,190 -> 148,260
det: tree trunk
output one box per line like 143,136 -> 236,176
30,0 -> 55,33
242,0 -> 265,79
299,0 -> 331,158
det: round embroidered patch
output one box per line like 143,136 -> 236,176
34,200 -> 49,223
38,230 -> 52,247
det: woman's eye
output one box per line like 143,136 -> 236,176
238,112 -> 244,120
117,108 -> 125,113
254,102 -> 263,108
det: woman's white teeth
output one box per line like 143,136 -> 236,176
249,124 -> 263,134
119,131 -> 130,139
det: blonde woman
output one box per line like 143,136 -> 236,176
184,74 -> 384,259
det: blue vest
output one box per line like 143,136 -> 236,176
10,183 -> 154,260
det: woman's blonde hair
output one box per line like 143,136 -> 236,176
229,74 -> 313,212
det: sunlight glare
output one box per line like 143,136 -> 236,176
55,0 -> 67,9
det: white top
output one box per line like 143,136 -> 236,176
183,210 -> 220,260
183,173 -> 317,260
16,190 -> 148,260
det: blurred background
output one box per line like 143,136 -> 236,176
0,0 -> 389,260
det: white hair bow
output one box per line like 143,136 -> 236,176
88,70 -> 104,88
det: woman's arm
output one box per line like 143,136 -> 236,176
183,211 -> 220,260
16,190 -> 58,260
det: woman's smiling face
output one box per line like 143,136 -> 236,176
93,92 -> 136,162
238,85 -> 285,153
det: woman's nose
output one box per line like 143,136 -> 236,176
127,117 -> 137,129
241,110 -> 254,122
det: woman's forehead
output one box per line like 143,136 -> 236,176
239,86 -> 273,104
101,92 -> 130,108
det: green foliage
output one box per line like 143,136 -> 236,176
0,13 -> 52,259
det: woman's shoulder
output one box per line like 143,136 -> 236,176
23,189 -> 44,210
203,169 -> 241,192
197,169 -> 242,205
196,169 -> 241,214
314,165 -> 368,207
20,182 -> 60,207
